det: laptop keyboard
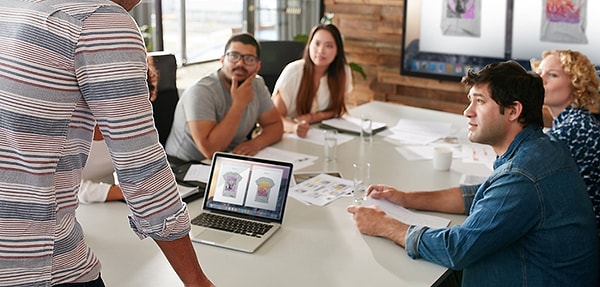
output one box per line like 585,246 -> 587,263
192,213 -> 273,238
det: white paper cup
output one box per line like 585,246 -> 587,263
432,146 -> 453,171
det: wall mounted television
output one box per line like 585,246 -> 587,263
401,0 -> 600,82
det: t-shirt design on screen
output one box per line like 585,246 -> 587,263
441,0 -> 481,37
541,0 -> 587,44
206,155 -> 290,221
222,171 -> 243,198
255,177 -> 275,203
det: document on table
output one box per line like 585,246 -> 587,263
255,146 -> 318,170
289,173 -> 354,206
462,143 -> 495,170
364,197 -> 451,228
386,119 -> 454,145
183,164 -> 211,182
284,128 -> 354,146
394,144 -> 462,161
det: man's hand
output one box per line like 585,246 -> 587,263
367,184 -> 408,207
346,205 -> 388,236
230,72 -> 257,108
347,205 -> 408,247
232,140 -> 261,156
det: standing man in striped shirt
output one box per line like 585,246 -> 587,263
0,0 -> 214,286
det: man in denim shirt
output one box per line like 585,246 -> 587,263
348,61 -> 598,286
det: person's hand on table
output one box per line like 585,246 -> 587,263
232,140 -> 261,156
347,183 -> 410,247
346,204 -> 409,247
367,184 -> 410,207
293,119 -> 310,138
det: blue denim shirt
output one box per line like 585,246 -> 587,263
405,126 -> 598,287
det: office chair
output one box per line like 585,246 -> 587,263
148,52 -> 179,146
259,40 -> 305,94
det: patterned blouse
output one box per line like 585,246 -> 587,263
547,106 -> 600,230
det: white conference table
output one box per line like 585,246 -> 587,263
77,101 -> 492,286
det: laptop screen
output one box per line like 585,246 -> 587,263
202,152 -> 293,223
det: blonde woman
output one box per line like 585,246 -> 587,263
532,49 -> 600,233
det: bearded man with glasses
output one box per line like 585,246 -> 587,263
165,33 -> 283,165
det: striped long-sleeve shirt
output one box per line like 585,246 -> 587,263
0,1 -> 191,285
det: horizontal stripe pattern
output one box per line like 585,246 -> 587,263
0,1 -> 190,285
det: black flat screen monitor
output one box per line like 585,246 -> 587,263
401,0 -> 600,82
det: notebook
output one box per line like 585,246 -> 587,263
319,115 -> 387,135
190,152 -> 294,253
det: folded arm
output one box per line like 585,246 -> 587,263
188,100 -> 246,159
233,107 -> 283,155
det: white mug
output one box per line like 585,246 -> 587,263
432,146 -> 453,171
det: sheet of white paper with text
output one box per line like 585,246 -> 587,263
364,197 -> 451,228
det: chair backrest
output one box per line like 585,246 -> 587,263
148,52 -> 179,146
259,40 -> 305,94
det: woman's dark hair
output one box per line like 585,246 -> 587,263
461,61 -> 545,128
296,24 -> 348,117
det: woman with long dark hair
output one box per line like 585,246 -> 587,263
272,24 -> 353,138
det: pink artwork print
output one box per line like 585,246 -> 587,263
546,0 -> 581,23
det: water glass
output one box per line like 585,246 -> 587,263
352,162 -> 371,205
323,129 -> 338,162
360,115 -> 373,142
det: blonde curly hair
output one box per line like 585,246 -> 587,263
531,49 -> 600,109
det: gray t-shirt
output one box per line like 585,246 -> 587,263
165,70 -> 274,161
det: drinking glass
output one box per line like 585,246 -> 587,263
360,114 -> 373,142
323,129 -> 338,162
352,162 -> 371,205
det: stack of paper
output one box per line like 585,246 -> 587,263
386,119 -> 454,145
364,197 -> 450,228
289,173 -> 353,206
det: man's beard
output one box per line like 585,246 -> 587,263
224,68 -> 248,85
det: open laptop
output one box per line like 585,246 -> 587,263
190,152 -> 293,253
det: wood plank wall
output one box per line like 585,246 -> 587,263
326,0 -> 599,126
326,0 -> 468,115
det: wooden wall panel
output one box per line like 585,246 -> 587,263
326,0 -> 468,115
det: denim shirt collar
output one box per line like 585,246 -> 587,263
493,125 -> 543,170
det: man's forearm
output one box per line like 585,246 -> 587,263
383,220 -> 409,247
154,235 -> 214,287
406,187 -> 465,214
200,104 -> 246,155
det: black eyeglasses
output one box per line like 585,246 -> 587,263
225,51 -> 258,65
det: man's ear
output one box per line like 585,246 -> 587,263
507,101 -> 523,122
255,61 -> 262,73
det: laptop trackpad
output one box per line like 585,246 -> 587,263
198,230 -> 233,244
